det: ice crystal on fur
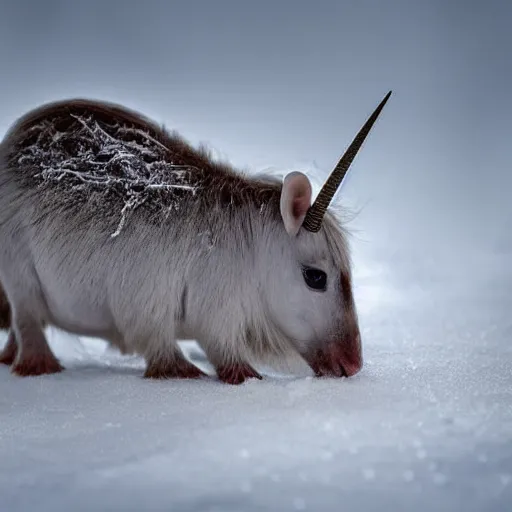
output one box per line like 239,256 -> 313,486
14,114 -> 199,236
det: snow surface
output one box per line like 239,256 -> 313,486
1,240 -> 511,511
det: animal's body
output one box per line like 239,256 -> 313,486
0,93 -> 390,384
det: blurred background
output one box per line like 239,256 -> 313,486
0,0 -> 510,306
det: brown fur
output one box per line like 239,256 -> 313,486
7,98 -> 282,213
143,353 -> 207,379
11,346 -> 64,376
216,363 -> 263,385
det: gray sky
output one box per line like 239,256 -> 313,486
1,0 -> 510,277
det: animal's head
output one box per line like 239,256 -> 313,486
256,92 -> 392,378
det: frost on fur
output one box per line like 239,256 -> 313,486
13,114 -> 199,237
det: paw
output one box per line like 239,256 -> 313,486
11,351 -> 65,376
144,356 -> 207,379
216,362 -> 262,385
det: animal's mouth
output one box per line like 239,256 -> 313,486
302,337 -> 362,378
309,357 -> 348,378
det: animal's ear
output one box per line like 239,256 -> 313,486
280,171 -> 313,236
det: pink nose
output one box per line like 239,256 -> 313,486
305,334 -> 363,378
341,356 -> 362,377
338,334 -> 363,377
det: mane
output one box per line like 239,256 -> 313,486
5,98 -> 282,236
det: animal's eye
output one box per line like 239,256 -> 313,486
302,266 -> 327,291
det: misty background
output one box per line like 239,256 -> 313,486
0,0 -> 510,298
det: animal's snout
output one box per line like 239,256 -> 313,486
333,331 -> 362,377
304,332 -> 363,379
339,333 -> 363,377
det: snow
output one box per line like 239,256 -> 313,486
1,240 -> 511,511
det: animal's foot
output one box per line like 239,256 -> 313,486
144,354 -> 207,379
0,332 -> 17,366
216,362 -> 262,385
11,350 -> 64,376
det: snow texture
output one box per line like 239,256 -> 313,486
1,243 -> 511,512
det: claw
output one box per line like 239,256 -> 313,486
144,354 -> 207,379
12,350 -> 64,376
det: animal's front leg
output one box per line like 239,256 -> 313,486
144,344 -> 207,379
191,331 -> 264,385
215,361 -> 262,385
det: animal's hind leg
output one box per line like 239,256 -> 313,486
5,265 -> 64,376
143,340 -> 207,380
0,330 -> 17,366
0,233 -> 63,376
10,308 -> 64,376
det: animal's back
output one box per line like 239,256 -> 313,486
0,100 -> 211,361
3,100 -> 206,221
1,98 -> 281,231
0,98 -> 284,379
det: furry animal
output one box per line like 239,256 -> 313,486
0,92 -> 391,384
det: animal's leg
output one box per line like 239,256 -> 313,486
198,343 -> 262,385
1,281 -> 63,376
144,342 -> 207,379
10,309 -> 64,376
0,219 -> 63,376
0,330 -> 17,366
215,361 -> 262,385
0,278 -> 62,376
